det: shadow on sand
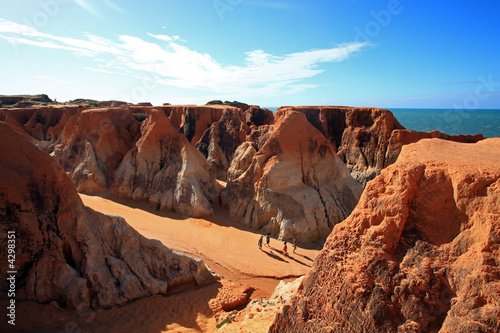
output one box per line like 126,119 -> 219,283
261,248 -> 289,263
294,253 -> 313,262
264,246 -> 311,267
286,255 -> 311,267
8,280 -> 223,333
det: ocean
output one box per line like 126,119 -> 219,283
389,108 -> 500,139
265,107 -> 500,138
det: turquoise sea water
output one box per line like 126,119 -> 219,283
389,108 -> 500,139
266,107 -> 500,138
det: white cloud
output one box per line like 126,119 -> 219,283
147,33 -> 184,42
0,18 -> 370,97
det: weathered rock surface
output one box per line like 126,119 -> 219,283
0,105 -> 82,145
0,122 -> 213,310
51,107 -> 141,193
160,105 -> 227,144
112,110 -> 218,218
385,129 -> 485,166
243,105 -> 274,127
195,108 -> 250,180
280,106 -> 484,186
278,106 -> 405,185
217,276 -> 305,332
225,110 -> 363,242
270,138 -> 500,332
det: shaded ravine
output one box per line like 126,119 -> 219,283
79,192 -> 320,298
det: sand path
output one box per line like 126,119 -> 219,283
4,195 -> 321,333
79,193 -> 320,297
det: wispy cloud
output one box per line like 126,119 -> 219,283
0,18 -> 369,97
147,33 -> 185,42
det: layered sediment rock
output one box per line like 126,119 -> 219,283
195,108 -> 250,180
280,106 -> 484,185
112,110 -> 218,218
0,122 -> 213,310
385,129 -> 485,166
279,106 -> 405,185
243,105 -> 274,127
0,105 -> 81,145
160,105 -> 227,144
225,110 -> 363,242
270,138 -> 500,332
51,107 -> 141,193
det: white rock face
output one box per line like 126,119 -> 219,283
227,142 -> 257,181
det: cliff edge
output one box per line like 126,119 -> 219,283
270,138 -> 500,332
0,122 -> 213,310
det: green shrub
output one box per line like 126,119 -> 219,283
216,318 -> 231,329
206,100 -> 223,105
133,113 -> 149,122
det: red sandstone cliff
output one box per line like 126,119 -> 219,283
195,108 -> 250,180
158,105 -> 227,144
269,138 -> 500,332
0,122 -> 213,310
0,105 -> 82,147
111,110 -> 218,218
279,106 -> 484,185
224,110 -> 363,242
51,107 -> 141,193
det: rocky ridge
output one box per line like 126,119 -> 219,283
280,106 -> 484,185
0,99 -> 486,241
112,110 -> 218,218
0,122 -> 213,310
224,110 -> 363,242
51,107 -> 141,193
270,138 -> 500,332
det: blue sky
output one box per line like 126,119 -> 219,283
0,0 -> 499,108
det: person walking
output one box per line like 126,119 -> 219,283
266,233 -> 271,247
258,236 -> 263,250
293,238 -> 297,253
283,242 -> 288,256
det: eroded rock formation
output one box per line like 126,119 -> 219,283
225,110 -> 363,242
278,106 -> 405,185
195,108 -> 250,180
385,129 -> 485,166
162,105 -> 227,144
280,106 -> 484,185
112,110 -> 218,218
270,138 -> 500,332
0,105 -> 82,145
51,107 -> 141,193
0,122 -> 213,310
193,105 -> 274,180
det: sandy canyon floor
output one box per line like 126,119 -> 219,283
7,193 -> 320,333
